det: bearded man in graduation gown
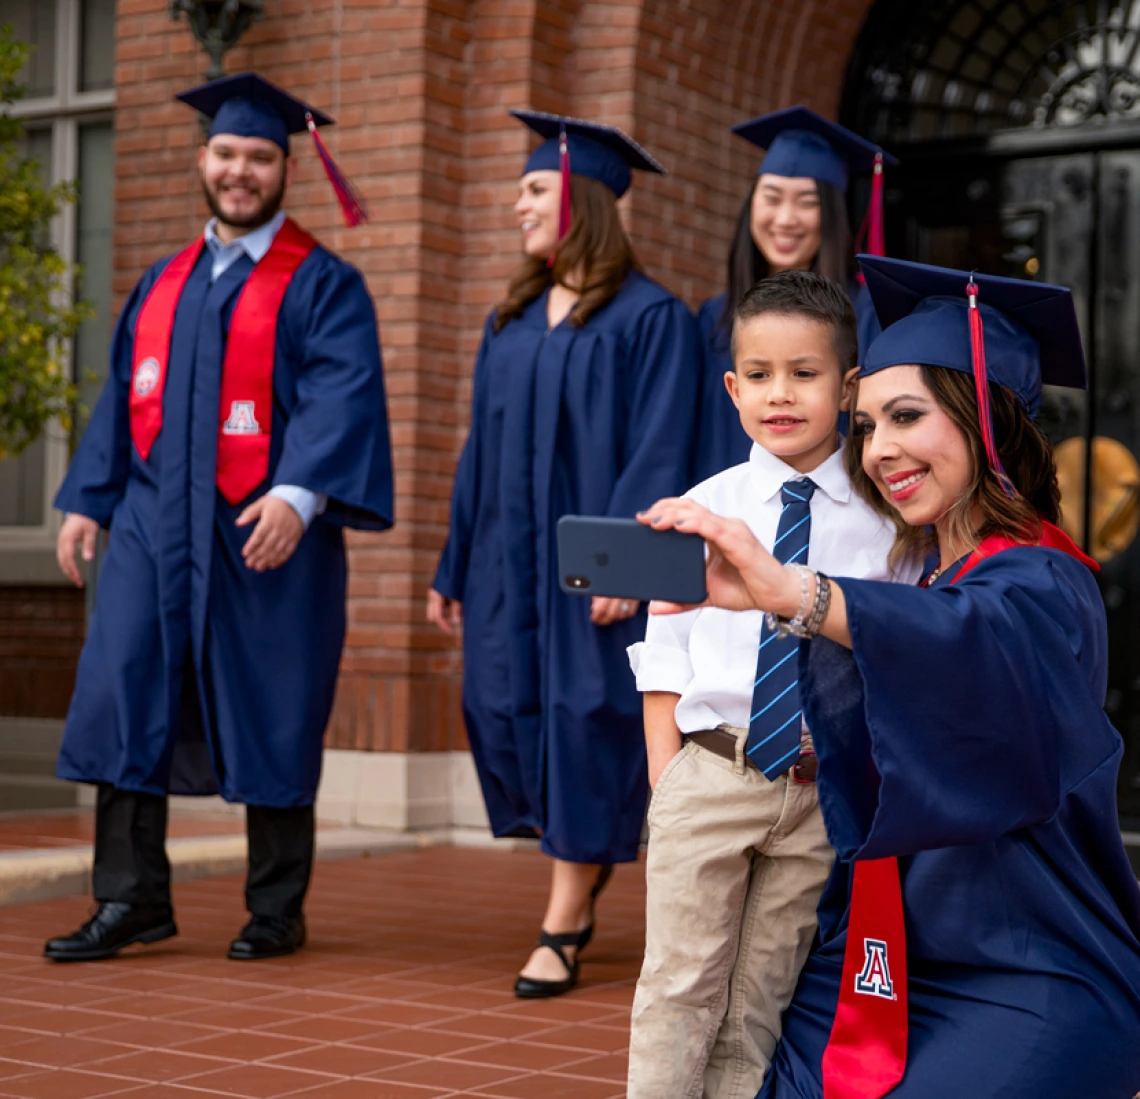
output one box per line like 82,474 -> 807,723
43,73 -> 392,963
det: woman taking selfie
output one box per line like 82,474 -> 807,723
643,256 -> 1140,1097
429,111 -> 699,998
695,108 -> 894,482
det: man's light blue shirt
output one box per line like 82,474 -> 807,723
204,211 -> 326,529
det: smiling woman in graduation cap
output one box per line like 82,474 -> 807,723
641,257 -> 1140,1098
428,111 -> 701,997
46,73 -> 392,965
695,107 -> 897,483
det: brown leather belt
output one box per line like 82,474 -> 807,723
688,728 -> 818,784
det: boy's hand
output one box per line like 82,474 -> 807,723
648,737 -> 682,790
644,692 -> 684,790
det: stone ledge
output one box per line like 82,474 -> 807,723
0,826 -> 429,908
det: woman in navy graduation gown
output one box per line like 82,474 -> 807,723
429,111 -> 700,997
695,108 -> 895,482
643,257 -> 1140,1097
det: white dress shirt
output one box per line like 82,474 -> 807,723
627,442 -> 919,733
204,210 -> 327,530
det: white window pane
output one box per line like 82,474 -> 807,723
0,124 -> 53,526
81,0 -> 115,92
22,126 -> 52,182
74,121 -> 114,420
0,0 -> 57,98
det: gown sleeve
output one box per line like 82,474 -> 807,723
271,258 -> 393,531
606,296 -> 702,518
53,269 -> 158,526
802,547 -> 1121,861
432,315 -> 494,602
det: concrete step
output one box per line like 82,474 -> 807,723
0,718 -> 76,813
0,718 -> 64,755
0,775 -> 79,812
0,751 -> 66,776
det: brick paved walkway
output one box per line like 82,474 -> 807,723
0,846 -> 645,1098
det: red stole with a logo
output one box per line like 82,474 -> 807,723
821,521 -> 1097,1099
128,217 -> 317,504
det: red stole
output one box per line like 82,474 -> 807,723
821,520 -> 1097,1099
128,217 -> 317,504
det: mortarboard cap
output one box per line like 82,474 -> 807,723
511,110 -> 665,199
858,255 -> 1087,409
858,254 -> 1087,498
176,72 -> 365,227
732,106 -> 896,193
176,72 -> 333,153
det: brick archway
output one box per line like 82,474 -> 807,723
319,0 -> 882,754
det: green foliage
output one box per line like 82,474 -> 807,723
0,26 -> 91,458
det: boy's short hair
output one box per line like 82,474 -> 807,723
731,270 -> 859,372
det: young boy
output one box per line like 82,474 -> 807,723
626,271 -> 914,1099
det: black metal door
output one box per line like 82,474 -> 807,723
887,146 -> 1140,829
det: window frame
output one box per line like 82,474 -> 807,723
0,0 -> 115,581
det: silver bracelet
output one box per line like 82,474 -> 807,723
766,564 -> 813,639
766,567 -> 831,639
803,572 -> 832,637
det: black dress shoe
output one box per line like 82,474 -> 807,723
44,902 -> 177,962
514,929 -> 583,999
227,914 -> 306,960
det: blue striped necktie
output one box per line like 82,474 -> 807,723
746,477 -> 816,779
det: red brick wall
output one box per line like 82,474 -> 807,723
110,0 -> 876,753
0,588 -> 85,719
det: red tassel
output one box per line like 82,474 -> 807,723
966,280 -> 1017,499
868,152 -> 885,257
306,112 -> 368,228
548,129 -> 572,269
558,130 -> 571,242
854,152 -> 887,285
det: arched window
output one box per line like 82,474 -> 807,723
844,0 -> 1140,145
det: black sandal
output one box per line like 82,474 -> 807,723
575,864 -> 614,954
513,929 -> 582,999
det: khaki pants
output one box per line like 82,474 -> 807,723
627,729 -> 835,1099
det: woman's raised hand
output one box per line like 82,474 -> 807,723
637,498 -> 800,617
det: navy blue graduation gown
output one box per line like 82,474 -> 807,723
433,272 -> 700,863
758,547 -> 1140,1098
693,282 -> 880,483
54,243 -> 392,808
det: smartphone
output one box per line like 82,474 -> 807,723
557,515 -> 707,604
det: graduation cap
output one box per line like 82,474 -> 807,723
858,254 -> 1088,497
511,110 -> 665,255
733,107 -> 895,192
733,106 -> 897,256
176,72 -> 366,228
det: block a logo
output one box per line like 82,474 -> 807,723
854,938 -> 895,1000
222,400 -> 261,436
133,357 -> 160,397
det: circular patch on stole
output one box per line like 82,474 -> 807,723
133,357 -> 160,397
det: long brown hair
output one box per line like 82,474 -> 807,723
494,174 -> 639,332
846,364 -> 1062,568
717,178 -> 856,338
